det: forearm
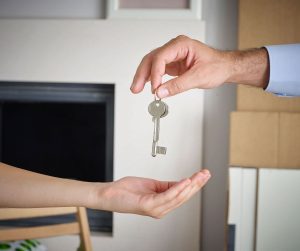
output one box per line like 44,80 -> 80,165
0,162 -> 103,208
226,48 -> 270,89
0,162 -> 211,219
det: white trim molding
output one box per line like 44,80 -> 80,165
106,0 -> 202,19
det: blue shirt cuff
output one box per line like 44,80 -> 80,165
265,44 -> 300,97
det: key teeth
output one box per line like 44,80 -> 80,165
156,146 -> 167,155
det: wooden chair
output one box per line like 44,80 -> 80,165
0,207 -> 92,251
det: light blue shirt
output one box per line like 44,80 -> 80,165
265,44 -> 300,96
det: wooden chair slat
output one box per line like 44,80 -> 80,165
0,207 -> 92,250
0,222 -> 80,241
0,207 -> 77,220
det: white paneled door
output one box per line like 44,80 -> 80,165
256,169 -> 300,251
228,168 -> 257,251
229,168 -> 300,251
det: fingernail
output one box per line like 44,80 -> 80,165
130,83 -> 135,90
201,169 -> 211,178
197,172 -> 210,183
204,174 -> 211,183
157,88 -> 169,98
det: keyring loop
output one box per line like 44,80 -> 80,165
154,94 -> 161,101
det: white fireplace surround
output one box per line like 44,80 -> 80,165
0,20 -> 205,251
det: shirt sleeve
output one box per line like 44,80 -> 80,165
264,44 -> 300,96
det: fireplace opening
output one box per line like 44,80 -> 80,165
0,82 -> 114,233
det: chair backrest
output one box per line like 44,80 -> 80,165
0,207 -> 92,251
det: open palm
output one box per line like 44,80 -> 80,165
96,170 -> 210,218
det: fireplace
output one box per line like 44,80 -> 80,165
0,82 -> 114,232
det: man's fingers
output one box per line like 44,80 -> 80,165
150,56 -> 166,93
132,35 -> 191,94
156,69 -> 197,98
150,40 -> 192,93
131,54 -> 152,94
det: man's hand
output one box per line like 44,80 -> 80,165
131,35 -> 269,98
92,169 -> 211,219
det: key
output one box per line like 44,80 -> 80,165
161,102 -> 169,118
148,98 -> 168,157
149,100 -> 166,157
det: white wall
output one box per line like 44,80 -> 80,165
0,1 -> 238,250
0,19 -> 205,251
201,1 -> 237,250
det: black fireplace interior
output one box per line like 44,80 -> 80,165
0,82 -> 114,232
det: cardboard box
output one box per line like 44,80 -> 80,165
237,86 -> 300,112
230,112 -> 279,168
230,111 -> 300,168
279,113 -> 300,168
238,0 -> 300,49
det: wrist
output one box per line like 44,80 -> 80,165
86,182 -> 110,210
226,48 -> 269,88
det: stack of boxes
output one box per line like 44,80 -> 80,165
230,86 -> 300,168
229,0 -> 300,169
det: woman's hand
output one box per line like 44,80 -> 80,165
0,163 -> 210,219
91,169 -> 211,219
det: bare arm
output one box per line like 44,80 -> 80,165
131,35 -> 269,98
0,162 -> 96,208
0,162 -> 210,219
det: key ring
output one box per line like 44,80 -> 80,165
154,94 -> 161,101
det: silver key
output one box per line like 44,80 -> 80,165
148,98 -> 168,157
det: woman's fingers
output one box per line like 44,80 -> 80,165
165,170 -> 211,213
141,178 -> 191,217
155,178 -> 191,204
156,182 -> 194,218
163,170 -> 210,215
148,170 -> 211,218
154,180 -> 177,193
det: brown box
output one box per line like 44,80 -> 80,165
279,113 -> 300,168
238,0 -> 300,50
230,111 -> 300,168
237,86 -> 300,113
230,111 -> 279,168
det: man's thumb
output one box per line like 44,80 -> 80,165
156,74 -> 191,98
